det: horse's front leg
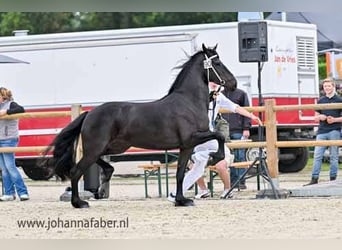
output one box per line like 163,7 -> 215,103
175,148 -> 194,207
208,132 -> 225,166
191,131 -> 225,165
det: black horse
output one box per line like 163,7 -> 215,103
42,44 -> 237,208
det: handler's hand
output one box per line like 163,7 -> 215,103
326,116 -> 335,124
0,110 -> 7,117
250,113 -> 263,126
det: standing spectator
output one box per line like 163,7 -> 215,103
305,78 -> 342,185
0,87 -> 29,201
222,85 -> 251,189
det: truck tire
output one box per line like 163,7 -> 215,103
16,159 -> 53,181
278,147 -> 309,173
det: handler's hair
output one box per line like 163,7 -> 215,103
0,87 -> 13,101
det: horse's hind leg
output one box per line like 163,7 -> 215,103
94,158 -> 114,199
70,157 -> 96,208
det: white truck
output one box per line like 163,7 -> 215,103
0,20 -> 319,180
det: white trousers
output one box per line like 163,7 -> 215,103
174,139 -> 232,194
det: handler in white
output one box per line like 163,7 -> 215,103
168,82 -> 261,201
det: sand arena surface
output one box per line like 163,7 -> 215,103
0,165 -> 342,239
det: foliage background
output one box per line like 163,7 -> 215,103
0,12 -> 240,36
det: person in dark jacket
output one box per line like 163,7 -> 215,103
222,85 -> 251,189
0,87 -> 29,201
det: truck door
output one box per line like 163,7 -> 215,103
297,73 -> 318,120
296,36 -> 318,121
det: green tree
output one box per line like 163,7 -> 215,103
0,12 -> 238,35
74,12 -> 237,31
0,12 -> 31,36
0,12 -> 76,36
318,55 -> 327,80
0,12 -> 254,35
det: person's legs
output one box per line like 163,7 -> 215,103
229,133 -> 247,188
173,151 -> 210,200
196,177 -> 207,190
0,154 -> 15,196
216,160 -> 234,198
0,139 -> 28,197
304,132 -> 328,186
194,175 -> 210,199
218,147 -> 234,198
311,133 -> 328,179
235,148 -> 247,187
229,133 -> 242,184
170,140 -> 217,198
215,160 -> 230,190
328,130 -> 340,180
182,150 -> 210,192
2,152 -> 28,196
195,145 -> 233,194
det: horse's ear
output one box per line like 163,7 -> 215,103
202,43 -> 208,53
213,44 -> 218,51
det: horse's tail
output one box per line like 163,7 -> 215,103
40,111 -> 89,181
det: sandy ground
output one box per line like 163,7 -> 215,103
1,164 -> 342,239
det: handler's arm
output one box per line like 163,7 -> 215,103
235,106 -> 262,126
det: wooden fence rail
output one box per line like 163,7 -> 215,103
0,111 -> 72,119
1,102 -> 342,183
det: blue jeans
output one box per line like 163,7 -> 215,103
312,130 -> 340,179
229,133 -> 247,184
0,138 -> 28,196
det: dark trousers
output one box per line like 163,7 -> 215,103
229,133 -> 247,184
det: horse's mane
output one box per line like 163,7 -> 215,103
167,50 -> 204,95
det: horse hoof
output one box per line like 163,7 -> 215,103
72,200 -> 89,209
94,192 -> 105,199
94,188 -> 106,199
175,199 -> 194,207
79,202 -> 90,208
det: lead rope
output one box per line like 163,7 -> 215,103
211,99 -> 217,130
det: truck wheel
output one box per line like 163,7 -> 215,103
17,159 -> 53,181
278,147 -> 309,173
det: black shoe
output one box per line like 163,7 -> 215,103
304,177 -> 318,186
330,176 -> 337,181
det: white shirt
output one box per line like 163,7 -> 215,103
208,93 -> 239,131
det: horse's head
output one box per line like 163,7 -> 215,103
202,44 -> 237,91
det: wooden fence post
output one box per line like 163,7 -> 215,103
71,104 -> 82,122
264,99 -> 279,181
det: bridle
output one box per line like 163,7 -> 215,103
203,53 -> 226,86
